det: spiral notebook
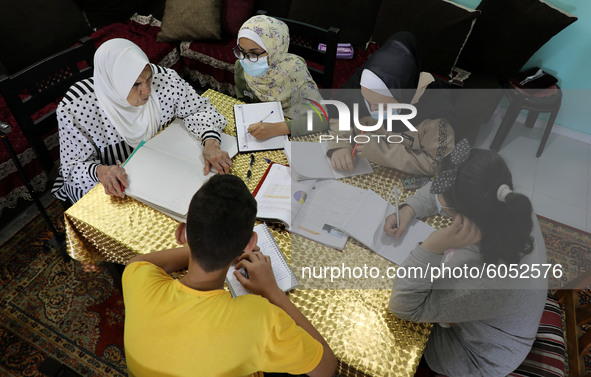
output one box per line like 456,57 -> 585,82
234,101 -> 288,152
225,223 -> 299,297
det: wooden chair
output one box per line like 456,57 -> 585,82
0,36 -> 95,175
555,270 -> 591,377
258,11 -> 339,88
0,36 -> 95,254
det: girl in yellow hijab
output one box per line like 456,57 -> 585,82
233,15 -> 328,139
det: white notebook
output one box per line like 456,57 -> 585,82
234,101 -> 288,152
283,141 -> 373,181
225,223 -> 299,297
337,190 -> 435,265
123,119 -> 238,221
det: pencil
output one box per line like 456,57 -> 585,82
351,131 -> 365,157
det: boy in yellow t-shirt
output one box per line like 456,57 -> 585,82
122,175 -> 337,377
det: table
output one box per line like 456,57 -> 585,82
64,89 -> 451,377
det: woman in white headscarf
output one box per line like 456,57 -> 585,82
233,15 -> 328,139
52,38 -> 231,204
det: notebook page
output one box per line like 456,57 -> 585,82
234,102 -> 287,152
144,120 -> 238,165
225,224 -> 297,297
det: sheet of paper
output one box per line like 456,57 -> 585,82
124,146 -> 206,217
291,180 -> 365,250
339,190 -> 435,265
286,141 -> 373,181
145,119 -> 238,165
234,102 -> 288,152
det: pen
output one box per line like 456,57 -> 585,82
387,185 -> 400,228
260,110 -> 274,122
351,130 -> 365,157
116,160 -> 125,193
246,154 -> 254,183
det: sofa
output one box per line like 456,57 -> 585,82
0,0 -> 577,219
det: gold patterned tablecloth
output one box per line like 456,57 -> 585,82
64,89 -> 451,377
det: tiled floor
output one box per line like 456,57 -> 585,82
475,109 -> 590,232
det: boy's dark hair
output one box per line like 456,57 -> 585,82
441,149 -> 534,264
186,175 -> 257,272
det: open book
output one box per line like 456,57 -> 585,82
336,190 -> 435,265
123,119 -> 238,221
234,101 -> 288,152
225,223 -> 299,297
284,141 -> 373,181
291,180 -> 366,250
252,163 -> 314,231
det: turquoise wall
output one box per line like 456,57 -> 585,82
453,0 -> 591,136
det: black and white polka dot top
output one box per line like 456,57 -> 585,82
51,64 -> 227,203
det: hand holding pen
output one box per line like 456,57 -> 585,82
384,187 -> 416,239
247,110 -> 274,137
96,160 -> 128,198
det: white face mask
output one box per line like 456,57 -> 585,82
364,98 -> 388,120
240,56 -> 269,77
434,194 -> 454,217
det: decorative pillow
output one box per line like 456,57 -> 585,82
157,0 -> 222,42
0,0 -> 91,74
222,0 -> 256,37
457,0 -> 577,76
508,294 -> 565,377
287,0 -> 382,50
371,0 -> 480,76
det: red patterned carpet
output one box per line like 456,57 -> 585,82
0,200 -> 126,376
0,202 -> 589,376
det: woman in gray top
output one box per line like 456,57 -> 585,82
386,139 -> 547,377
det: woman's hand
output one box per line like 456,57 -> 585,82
421,214 -> 482,255
247,121 -> 289,140
384,205 -> 416,238
330,147 -> 355,172
203,139 -> 232,174
97,163 -> 128,198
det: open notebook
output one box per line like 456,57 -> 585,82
123,119 -> 238,221
234,101 -> 288,152
225,223 -> 299,297
336,190 -> 435,265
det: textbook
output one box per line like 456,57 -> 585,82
283,141 -> 373,181
252,163 -> 315,231
123,119 -> 238,222
336,190 -> 435,265
234,101 -> 288,152
291,180 -> 366,250
225,223 -> 299,297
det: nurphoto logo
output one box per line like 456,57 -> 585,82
306,99 -> 418,144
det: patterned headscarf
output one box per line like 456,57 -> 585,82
430,139 -> 471,194
237,15 -> 321,118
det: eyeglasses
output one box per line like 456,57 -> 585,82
233,45 -> 267,62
